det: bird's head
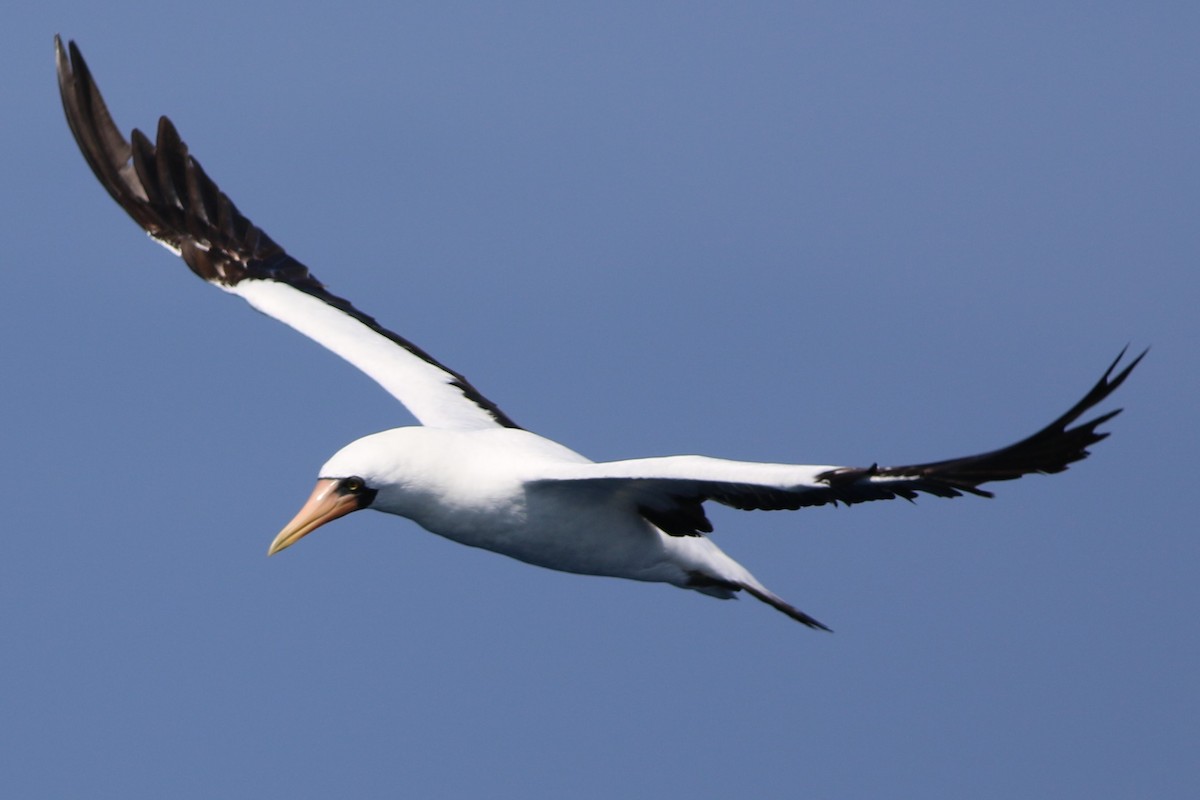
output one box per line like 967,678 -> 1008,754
265,431 -> 408,556
266,474 -> 377,556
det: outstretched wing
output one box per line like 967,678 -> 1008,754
55,37 -> 519,432
534,349 -> 1144,536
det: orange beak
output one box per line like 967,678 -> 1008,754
267,478 -> 363,556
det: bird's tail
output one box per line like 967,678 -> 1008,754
675,535 -> 832,630
685,569 -> 831,631
738,582 -> 832,631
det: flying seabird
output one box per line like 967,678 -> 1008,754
55,37 -> 1143,630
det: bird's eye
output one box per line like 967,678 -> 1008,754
342,476 -> 365,493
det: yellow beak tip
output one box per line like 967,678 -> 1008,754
266,538 -> 291,557
268,478 -> 360,560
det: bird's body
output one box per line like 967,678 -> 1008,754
320,426 -> 770,592
55,36 -> 1143,629
343,428 -> 603,572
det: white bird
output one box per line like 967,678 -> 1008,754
56,37 -> 1143,629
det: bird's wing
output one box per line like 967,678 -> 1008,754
55,37 -> 519,432
532,349 -> 1143,536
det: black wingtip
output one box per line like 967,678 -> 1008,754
1107,345 -> 1148,389
1091,345 -> 1143,397
1059,347 -> 1145,441
811,346 -> 1145,505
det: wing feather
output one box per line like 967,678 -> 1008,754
533,349 -> 1144,536
56,37 -> 518,431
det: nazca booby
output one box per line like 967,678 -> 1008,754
56,37 -> 1143,629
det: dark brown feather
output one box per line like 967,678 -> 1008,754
55,37 -> 521,430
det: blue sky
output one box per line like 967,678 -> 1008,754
2,3 -> 1196,798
